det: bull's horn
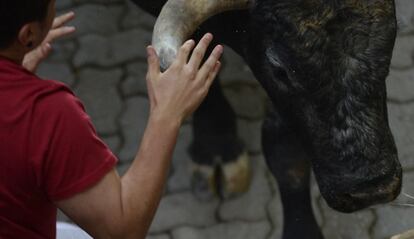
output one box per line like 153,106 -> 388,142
152,0 -> 252,70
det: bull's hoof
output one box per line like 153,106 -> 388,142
391,229 -> 414,239
221,151 -> 252,198
190,152 -> 252,200
190,163 -> 216,201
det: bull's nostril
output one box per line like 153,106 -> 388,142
348,192 -> 369,200
321,164 -> 402,213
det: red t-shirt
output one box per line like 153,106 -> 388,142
0,57 -> 118,238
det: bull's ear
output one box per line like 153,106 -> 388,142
152,0 -> 252,69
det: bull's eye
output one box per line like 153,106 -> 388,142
266,47 -> 283,67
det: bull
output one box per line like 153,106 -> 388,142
131,0 -> 403,238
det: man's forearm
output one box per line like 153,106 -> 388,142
55,114 -> 183,239
55,34 -> 221,239
120,114 -> 181,238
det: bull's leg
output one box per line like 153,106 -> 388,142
262,108 -> 323,239
189,76 -> 251,200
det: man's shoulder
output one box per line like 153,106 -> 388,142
33,79 -> 85,118
0,66 -> 80,116
0,63 -> 72,97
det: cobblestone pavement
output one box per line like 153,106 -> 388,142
48,0 -> 414,238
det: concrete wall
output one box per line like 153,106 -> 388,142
48,0 -> 414,238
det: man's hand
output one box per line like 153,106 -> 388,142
23,12 -> 76,72
56,33 -> 223,239
146,33 -> 223,124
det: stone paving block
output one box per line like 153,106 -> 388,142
122,0 -> 156,31
37,62 -> 75,86
401,170 -> 414,202
56,0 -> 73,10
149,192 -> 219,233
116,161 -> 131,176
147,235 -> 171,239
74,68 -> 123,135
119,96 -> 150,162
74,29 -> 151,67
237,119 -> 263,153
374,206 -> 414,239
111,29 -> 152,63
395,0 -> 414,34
74,35 -> 108,66
222,85 -> 267,120
319,199 -> 374,239
71,4 -> 123,36
48,41 -> 76,62
373,171 -> 414,239
391,35 -> 414,69
219,156 -> 272,222
167,125 -> 193,193
387,68 -> 414,102
101,135 -> 122,155
267,183 -> 283,239
388,102 -> 414,169
171,221 -> 271,239
122,61 -> 149,97
220,47 -> 257,86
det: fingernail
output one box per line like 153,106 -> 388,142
43,43 -> 52,52
147,46 -> 153,57
205,33 -> 213,41
46,43 -> 51,49
217,45 -> 223,54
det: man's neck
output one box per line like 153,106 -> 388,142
0,45 -> 25,65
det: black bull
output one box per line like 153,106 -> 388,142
131,0 -> 402,238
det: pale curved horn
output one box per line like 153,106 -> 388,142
152,0 -> 252,70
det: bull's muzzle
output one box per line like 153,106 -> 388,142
315,147 -> 402,212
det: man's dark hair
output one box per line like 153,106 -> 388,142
0,0 -> 51,49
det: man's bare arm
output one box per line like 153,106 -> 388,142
56,115 -> 180,239
56,33 -> 223,239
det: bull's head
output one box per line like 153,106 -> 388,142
151,0 -> 402,213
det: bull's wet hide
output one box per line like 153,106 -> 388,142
247,0 -> 402,212
131,0 -> 402,238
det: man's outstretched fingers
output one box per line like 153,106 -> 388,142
45,26 -> 76,43
175,40 -> 195,65
147,46 -> 160,79
197,45 -> 223,81
205,61 -> 221,88
187,33 -> 213,70
52,12 -> 75,28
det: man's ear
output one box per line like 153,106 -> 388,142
17,23 -> 38,49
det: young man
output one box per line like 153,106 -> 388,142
0,0 -> 223,238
